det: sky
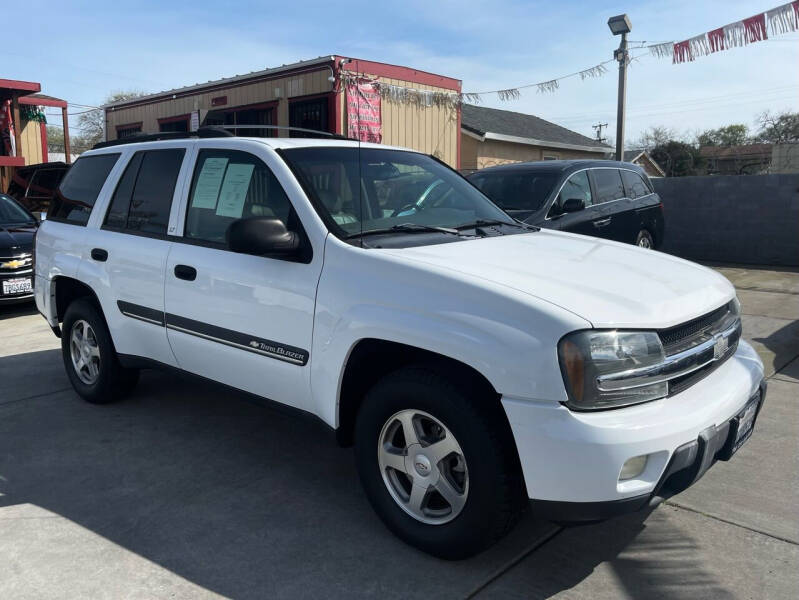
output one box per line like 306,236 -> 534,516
6,0 -> 798,145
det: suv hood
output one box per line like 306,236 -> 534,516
381,230 -> 734,329
0,224 -> 36,254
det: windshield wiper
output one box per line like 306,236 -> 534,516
346,223 -> 463,239
456,219 -> 538,231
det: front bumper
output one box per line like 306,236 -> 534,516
502,340 -> 765,520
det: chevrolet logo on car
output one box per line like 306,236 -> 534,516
1,258 -> 31,269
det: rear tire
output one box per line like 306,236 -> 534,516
354,365 -> 526,559
61,298 -> 139,404
636,229 -> 654,249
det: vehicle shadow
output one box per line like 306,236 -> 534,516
0,301 -> 37,321
0,349 -> 733,599
751,318 -> 799,376
477,506 -> 737,599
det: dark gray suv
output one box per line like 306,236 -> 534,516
469,160 -> 665,249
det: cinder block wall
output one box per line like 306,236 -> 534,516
653,174 -> 799,267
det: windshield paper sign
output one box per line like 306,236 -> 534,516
347,79 -> 382,143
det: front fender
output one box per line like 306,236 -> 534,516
310,237 -> 589,427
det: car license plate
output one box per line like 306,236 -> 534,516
2,277 -> 32,295
730,394 -> 760,455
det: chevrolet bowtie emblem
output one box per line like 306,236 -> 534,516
1,259 -> 28,269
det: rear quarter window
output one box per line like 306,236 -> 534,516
620,169 -> 651,199
50,154 -> 120,225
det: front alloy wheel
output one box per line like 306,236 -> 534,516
378,409 -> 468,524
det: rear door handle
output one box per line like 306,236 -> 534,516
174,264 -> 197,281
91,248 -> 108,262
593,218 -> 612,228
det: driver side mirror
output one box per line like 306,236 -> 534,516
226,217 -> 301,257
561,197 -> 585,213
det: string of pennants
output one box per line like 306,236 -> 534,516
342,2 -> 797,107
648,1 -> 799,64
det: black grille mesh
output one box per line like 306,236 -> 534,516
658,303 -> 731,353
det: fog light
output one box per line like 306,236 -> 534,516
619,455 -> 648,480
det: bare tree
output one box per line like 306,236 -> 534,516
78,90 -> 148,146
630,126 -> 679,150
755,110 -> 799,143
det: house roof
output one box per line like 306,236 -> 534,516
19,93 -> 67,108
699,144 -> 773,159
624,149 -> 644,162
461,104 -> 611,153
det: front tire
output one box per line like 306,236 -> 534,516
354,365 -> 525,559
61,298 -> 139,404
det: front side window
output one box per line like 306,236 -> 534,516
620,169 -> 651,199
50,153 -> 120,225
592,169 -> 625,204
549,170 -> 592,216
104,149 -> 185,235
184,149 -> 293,244
281,147 -> 515,238
469,171 -> 558,212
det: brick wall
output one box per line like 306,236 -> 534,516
653,174 -> 799,267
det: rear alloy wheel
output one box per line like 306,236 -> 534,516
354,366 -> 526,559
636,229 -> 654,249
61,298 -> 139,404
69,319 -> 101,385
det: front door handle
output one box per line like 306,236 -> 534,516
174,264 -> 197,281
593,218 -> 612,228
91,248 -> 108,262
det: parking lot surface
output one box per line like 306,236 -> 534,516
1,265 -> 797,599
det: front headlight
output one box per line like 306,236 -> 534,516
558,330 -> 667,410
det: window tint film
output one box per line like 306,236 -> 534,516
104,153 -> 144,229
469,171 -> 558,211
281,147 -> 514,237
550,170 -> 592,216
50,154 -> 120,225
185,149 -> 293,244
126,149 -> 185,235
0,195 -> 34,225
621,169 -> 650,199
592,169 -> 625,204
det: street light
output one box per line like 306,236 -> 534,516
608,14 -> 631,162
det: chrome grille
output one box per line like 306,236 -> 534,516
0,253 -> 33,273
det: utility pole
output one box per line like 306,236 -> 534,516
607,14 -> 631,162
592,122 -> 608,144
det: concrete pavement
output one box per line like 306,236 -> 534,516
1,265 -> 797,599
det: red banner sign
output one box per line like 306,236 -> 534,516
347,79 -> 382,143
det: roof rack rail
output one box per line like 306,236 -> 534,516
93,124 -> 355,150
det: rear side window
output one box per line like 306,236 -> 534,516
50,154 -> 120,225
620,170 -> 650,199
592,169 -> 625,204
104,149 -> 185,236
184,149 -> 292,245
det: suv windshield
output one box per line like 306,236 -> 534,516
468,170 -> 559,212
0,195 -> 35,226
280,147 -> 514,237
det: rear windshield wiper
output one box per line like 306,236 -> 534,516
346,223 -> 463,239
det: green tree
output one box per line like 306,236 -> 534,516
650,141 -> 704,177
696,124 -> 749,147
755,110 -> 799,143
77,90 -> 148,147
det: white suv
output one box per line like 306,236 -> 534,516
34,132 -> 765,559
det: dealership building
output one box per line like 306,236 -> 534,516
104,55 -> 462,168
